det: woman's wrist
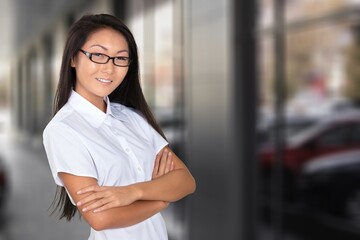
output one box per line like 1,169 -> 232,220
129,183 -> 144,201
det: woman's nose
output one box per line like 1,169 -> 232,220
101,60 -> 115,73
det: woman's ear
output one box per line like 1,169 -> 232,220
71,57 -> 76,67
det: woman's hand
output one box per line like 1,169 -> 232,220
76,148 -> 175,213
152,148 -> 174,208
76,185 -> 140,213
152,147 -> 175,180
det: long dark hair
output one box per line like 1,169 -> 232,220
51,13 -> 166,221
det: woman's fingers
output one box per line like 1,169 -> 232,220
81,198 -> 119,213
164,152 -> 173,174
158,149 -> 169,175
77,186 -> 138,212
77,190 -> 106,206
152,152 -> 161,178
92,203 -> 114,213
77,184 -> 101,194
152,148 -> 174,179
170,160 -> 175,171
81,198 -> 108,212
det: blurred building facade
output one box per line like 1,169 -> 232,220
1,0 -> 257,240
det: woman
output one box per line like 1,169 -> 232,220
43,14 -> 196,240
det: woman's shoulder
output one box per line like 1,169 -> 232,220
43,104 -> 78,135
50,102 -> 77,122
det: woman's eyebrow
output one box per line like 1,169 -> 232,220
89,44 -> 107,50
89,44 -> 129,54
116,49 -> 129,54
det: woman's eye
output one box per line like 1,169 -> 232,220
93,53 -> 106,58
116,56 -> 128,61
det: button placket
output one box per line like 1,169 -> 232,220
118,137 -> 144,177
111,117 -> 145,180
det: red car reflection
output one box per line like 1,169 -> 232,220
260,110 -> 360,177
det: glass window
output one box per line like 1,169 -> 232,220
350,122 -> 360,144
317,125 -> 350,147
258,0 -> 360,238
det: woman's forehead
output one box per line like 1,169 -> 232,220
83,28 -> 128,51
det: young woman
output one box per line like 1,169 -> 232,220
43,14 -> 196,240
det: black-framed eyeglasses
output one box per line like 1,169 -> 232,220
79,49 -> 131,67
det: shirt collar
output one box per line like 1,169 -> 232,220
108,101 -> 130,123
68,90 -> 110,128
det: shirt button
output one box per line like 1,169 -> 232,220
137,167 -> 142,172
125,148 -> 130,152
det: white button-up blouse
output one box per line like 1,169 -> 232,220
43,90 -> 168,240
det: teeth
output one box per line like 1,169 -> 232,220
97,78 -> 112,83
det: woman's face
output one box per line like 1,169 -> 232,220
71,27 -> 129,107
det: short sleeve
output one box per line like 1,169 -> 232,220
131,111 -> 168,154
43,123 -> 98,186
148,121 -> 169,154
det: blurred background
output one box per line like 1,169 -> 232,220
2,0 -> 360,239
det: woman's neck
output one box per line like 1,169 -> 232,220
74,90 -> 107,113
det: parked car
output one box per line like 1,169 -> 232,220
257,114 -> 318,147
299,150 -> 360,221
259,110 -> 360,197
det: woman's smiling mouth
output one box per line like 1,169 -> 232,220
96,77 -> 113,83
